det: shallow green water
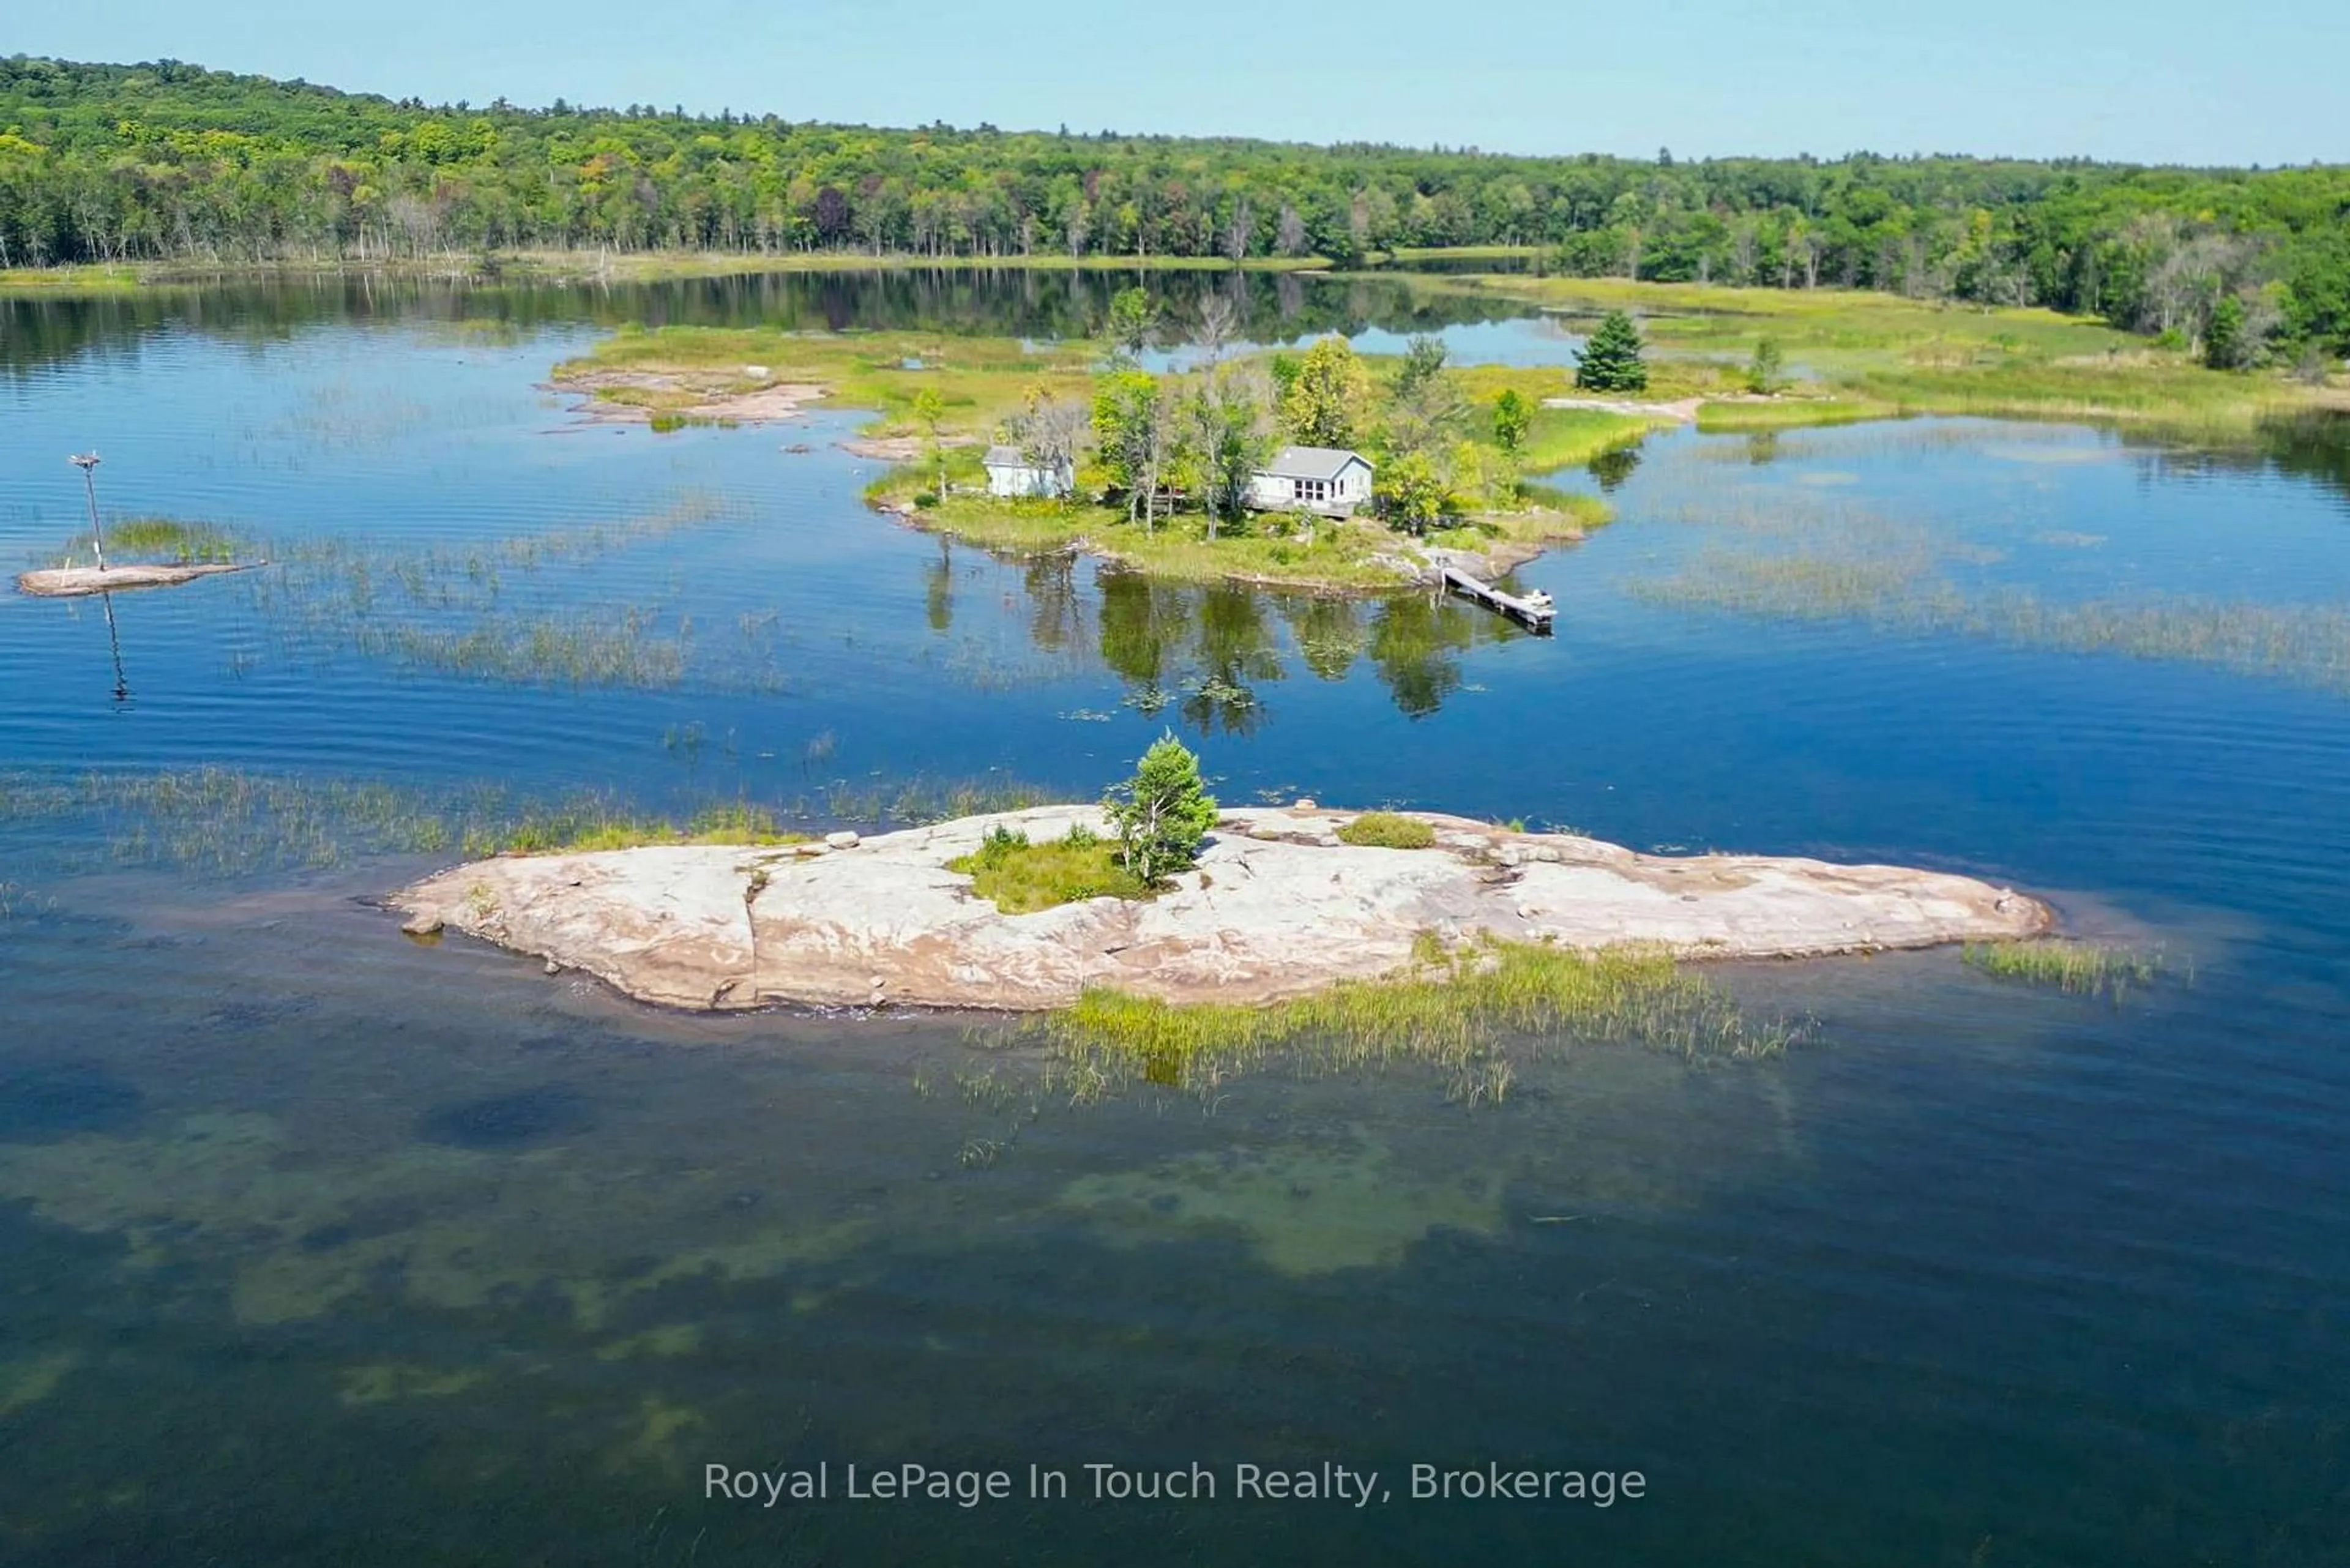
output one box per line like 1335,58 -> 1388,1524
2,273 -> 2346,1566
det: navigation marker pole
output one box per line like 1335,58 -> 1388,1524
67,452 -> 130,700
70,452 -> 108,572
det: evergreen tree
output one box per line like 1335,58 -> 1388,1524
1575,310 -> 1649,393
2204,295 -> 2248,370
1105,733 -> 1219,883
1745,337 -> 1786,394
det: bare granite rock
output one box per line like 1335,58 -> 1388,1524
389,807 -> 2051,1013
17,562 -> 260,597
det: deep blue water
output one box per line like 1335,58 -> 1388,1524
2,275 -> 2347,1566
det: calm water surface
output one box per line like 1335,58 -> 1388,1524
2,274 -> 2347,1566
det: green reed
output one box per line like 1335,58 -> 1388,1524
483,800 -> 810,855
808,774 -> 1062,827
48,515 -> 244,568
234,494 -> 764,689
1626,472 -> 2350,696
0,879 -> 56,920
1637,553 -> 2350,694
1005,935 -> 1799,1098
0,767 -> 1063,878
1964,939 -> 2166,1001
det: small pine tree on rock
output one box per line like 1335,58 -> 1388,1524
1106,733 -> 1220,883
1575,310 -> 1649,394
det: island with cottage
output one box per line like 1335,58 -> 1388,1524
546,306 -> 1659,616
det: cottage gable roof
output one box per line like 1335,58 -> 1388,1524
1263,445 -> 1369,481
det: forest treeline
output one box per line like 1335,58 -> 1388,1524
4,56 -> 2347,357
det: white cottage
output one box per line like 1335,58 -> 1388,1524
982,444 -> 1074,499
1245,445 -> 1374,517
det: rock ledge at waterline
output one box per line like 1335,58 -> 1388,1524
389,806 -> 2052,1012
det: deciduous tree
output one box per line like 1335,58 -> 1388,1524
1186,368 -> 1275,537
1091,371 -> 1177,529
1193,289 -> 1239,369
910,386 -> 947,495
1105,286 -> 1159,364
1009,387 -> 1086,501
1491,388 -> 1533,453
1375,450 -> 1456,535
1386,334 -> 1468,455
1277,335 -> 1373,448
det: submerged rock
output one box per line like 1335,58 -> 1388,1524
386,807 -> 2053,1014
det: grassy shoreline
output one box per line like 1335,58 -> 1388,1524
1411,272 -> 2346,438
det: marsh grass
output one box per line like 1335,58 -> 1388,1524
346,608 -> 692,687
1337,812 -> 1437,849
1428,275 -> 2337,437
1694,399 -> 1894,433
1,768 -> 473,875
1445,490 -> 1614,547
1964,939 -> 2166,1001
1505,406 -> 1660,472
810,774 -> 1062,827
0,767 -> 1064,878
563,324 -> 1098,443
490,802 -> 810,855
50,516 -> 245,567
0,880 -> 56,920
947,823 -> 1150,913
238,494 -> 781,689
1007,935 -> 1798,1097
1637,550 -> 2350,693
1627,475 -> 2350,695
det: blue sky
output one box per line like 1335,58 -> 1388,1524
17,0 -> 2346,165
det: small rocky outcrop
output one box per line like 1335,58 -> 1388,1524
388,807 -> 2051,1013
17,562 -> 259,597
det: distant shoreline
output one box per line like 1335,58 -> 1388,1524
0,248 -> 1348,295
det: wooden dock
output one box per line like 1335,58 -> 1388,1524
1439,565 -> 1556,633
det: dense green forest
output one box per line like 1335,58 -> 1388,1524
3,56 -> 2346,356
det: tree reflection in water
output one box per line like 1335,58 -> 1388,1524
1005,558 -> 1535,730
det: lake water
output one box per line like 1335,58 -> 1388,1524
2,272 -> 2348,1566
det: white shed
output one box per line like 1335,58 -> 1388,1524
983,444 -> 1074,499
1245,445 -> 1374,517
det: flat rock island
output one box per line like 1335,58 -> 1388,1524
389,806 -> 2051,1012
